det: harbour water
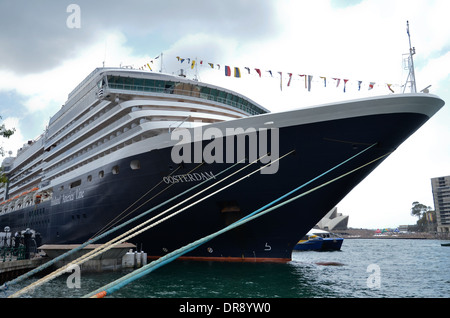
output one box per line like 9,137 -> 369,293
3,239 -> 450,299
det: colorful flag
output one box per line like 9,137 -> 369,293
208,63 -> 214,69
278,72 -> 282,91
358,81 -> 362,91
307,75 -> 313,92
369,82 -> 375,90
255,68 -> 262,77
299,75 -> 306,88
234,67 -> 241,78
225,66 -> 231,76
147,63 -> 152,71
191,60 -> 196,69
320,76 -> 327,87
245,67 -> 250,74
387,84 -> 394,93
287,73 -> 293,87
333,78 -> 341,87
343,79 -> 349,92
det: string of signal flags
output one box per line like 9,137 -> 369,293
138,54 -> 400,94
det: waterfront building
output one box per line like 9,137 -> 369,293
431,175 -> 450,235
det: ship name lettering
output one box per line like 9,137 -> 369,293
163,171 -> 215,184
51,189 -> 85,206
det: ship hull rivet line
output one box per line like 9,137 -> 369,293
85,148 -> 390,298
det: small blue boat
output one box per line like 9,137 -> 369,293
294,229 -> 344,251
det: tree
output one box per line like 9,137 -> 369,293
0,116 -> 15,184
411,201 -> 436,232
411,201 -> 431,219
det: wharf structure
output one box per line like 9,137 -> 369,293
431,175 -> 450,236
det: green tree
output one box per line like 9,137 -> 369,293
0,116 -> 15,184
411,201 -> 431,219
411,201 -> 436,232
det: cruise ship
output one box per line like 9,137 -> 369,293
0,66 -> 444,262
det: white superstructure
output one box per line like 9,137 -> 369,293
1,67 -> 268,214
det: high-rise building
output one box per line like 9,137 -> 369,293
431,175 -> 450,234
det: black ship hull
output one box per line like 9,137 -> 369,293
0,94 -> 443,261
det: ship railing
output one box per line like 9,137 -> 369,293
43,104 -> 124,162
106,83 -> 263,116
168,115 -> 192,133
43,122 -> 154,180
44,99 -> 112,152
42,112 -> 143,175
1,246 -> 27,262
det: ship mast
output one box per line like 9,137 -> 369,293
403,20 -> 417,93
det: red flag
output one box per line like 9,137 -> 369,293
287,73 -> 293,86
387,84 -> 394,93
255,68 -> 262,77
333,78 -> 341,87
225,66 -> 231,76
299,75 -> 306,89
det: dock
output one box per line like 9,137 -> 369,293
0,256 -> 49,285
40,243 -> 137,272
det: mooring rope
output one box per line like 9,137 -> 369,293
7,152 -> 276,298
1,159 -> 240,294
91,164 -> 184,239
86,150 -> 391,298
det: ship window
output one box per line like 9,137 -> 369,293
87,175 -> 92,182
112,165 -> 119,175
98,170 -> 104,178
70,180 -> 81,188
134,78 -> 144,88
130,160 -> 141,170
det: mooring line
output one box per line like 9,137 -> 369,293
85,150 -> 391,298
8,151 -> 287,298
91,164 -> 184,238
2,158 -> 243,295
73,150 -> 294,268
92,162 -> 207,239
7,153 -> 275,298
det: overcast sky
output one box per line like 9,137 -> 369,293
0,0 -> 449,229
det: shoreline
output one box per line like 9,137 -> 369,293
335,228 -> 444,240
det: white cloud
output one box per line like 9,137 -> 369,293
0,31 -> 150,153
0,117 -> 25,157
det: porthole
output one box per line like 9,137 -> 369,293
99,170 -> 104,178
112,165 -> 120,175
70,179 -> 81,188
130,160 -> 141,170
